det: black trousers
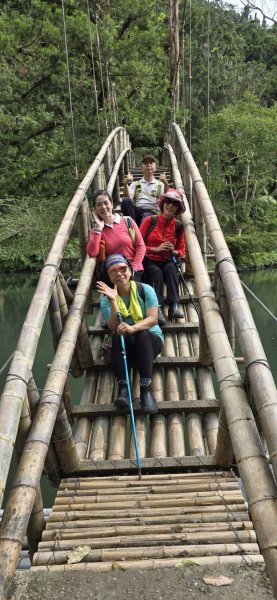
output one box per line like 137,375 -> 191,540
121,198 -> 154,226
112,330 -> 163,381
143,257 -> 180,305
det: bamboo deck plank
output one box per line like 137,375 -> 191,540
32,471 -> 261,572
88,322 -> 199,335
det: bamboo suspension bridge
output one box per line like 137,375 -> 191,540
0,125 -> 277,599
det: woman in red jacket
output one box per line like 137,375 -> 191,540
140,189 -> 186,323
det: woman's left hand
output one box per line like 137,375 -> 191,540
117,322 -> 135,335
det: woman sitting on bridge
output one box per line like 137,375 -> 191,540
96,253 -> 164,414
86,190 -> 145,281
140,189 -> 186,323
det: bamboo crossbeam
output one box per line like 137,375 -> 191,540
53,490 -> 243,510
42,520 -> 252,542
57,481 -> 238,497
45,511 -> 250,532
77,456 -> 217,474
89,294 -> 199,308
90,357 -> 202,370
0,126 -> 125,510
71,399 -> 220,418
88,322 -> 199,335
31,553 -> 264,572
33,541 -> 259,567
60,470 -> 233,486
38,528 -> 255,552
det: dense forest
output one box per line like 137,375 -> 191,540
0,0 -> 276,270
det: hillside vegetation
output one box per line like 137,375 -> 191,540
0,0 -> 276,270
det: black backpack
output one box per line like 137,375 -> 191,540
144,215 -> 183,242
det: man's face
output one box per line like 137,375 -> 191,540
142,160 -> 156,178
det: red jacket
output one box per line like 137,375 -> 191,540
140,213 -> 185,262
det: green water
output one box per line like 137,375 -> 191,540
0,270 -> 276,506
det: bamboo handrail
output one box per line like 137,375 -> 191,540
165,140 -> 277,595
0,255 -> 96,599
0,126 -> 127,507
170,122 -> 277,481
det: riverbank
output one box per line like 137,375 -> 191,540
9,563 -> 274,600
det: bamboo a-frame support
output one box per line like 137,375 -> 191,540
165,139 -> 277,593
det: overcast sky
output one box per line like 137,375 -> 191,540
225,0 -> 277,22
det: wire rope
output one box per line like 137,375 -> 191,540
188,0 -> 192,150
205,0 -> 211,192
85,0 -> 101,141
95,15 -> 109,134
61,0 -> 79,179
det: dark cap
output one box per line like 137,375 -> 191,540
141,154 -> 156,164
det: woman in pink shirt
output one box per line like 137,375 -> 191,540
86,190 -> 146,281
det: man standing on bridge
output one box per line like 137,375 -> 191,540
122,154 -> 169,226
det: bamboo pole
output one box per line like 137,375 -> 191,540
171,123 -> 277,478
164,334 -> 185,457
33,541 -> 260,567
217,276 -> 236,352
130,370 -> 147,459
150,370 -> 166,458
0,127 -> 125,511
0,256 -> 96,599
197,368 -> 219,454
56,278 -> 83,377
89,370 -> 114,460
59,275 -> 94,369
31,553 -> 264,572
42,520 -> 253,541
166,133 -> 277,594
74,310 -> 102,459
78,196 -> 90,265
13,393 -> 45,562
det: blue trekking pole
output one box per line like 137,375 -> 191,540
116,312 -> 142,479
171,255 -> 199,315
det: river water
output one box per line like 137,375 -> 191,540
0,270 -> 276,505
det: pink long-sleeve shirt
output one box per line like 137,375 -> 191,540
86,214 -> 146,271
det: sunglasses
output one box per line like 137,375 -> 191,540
108,265 -> 128,276
164,198 -> 179,207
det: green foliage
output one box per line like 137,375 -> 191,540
197,95 -> 276,235
226,232 -> 277,269
0,0 -> 276,271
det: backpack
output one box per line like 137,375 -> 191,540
143,215 -> 183,243
134,179 -> 163,202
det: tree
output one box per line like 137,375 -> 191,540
197,94 -> 276,235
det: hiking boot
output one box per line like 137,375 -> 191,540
158,307 -> 166,326
140,385 -> 158,415
168,303 -> 183,320
114,384 -> 129,409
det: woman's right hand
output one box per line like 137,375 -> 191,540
152,241 -> 174,253
91,211 -> 105,231
96,281 -> 117,302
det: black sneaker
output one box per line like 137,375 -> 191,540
140,385 -> 158,415
114,384 -> 129,409
168,303 -> 183,320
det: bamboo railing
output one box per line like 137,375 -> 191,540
164,139 -> 277,594
0,127 -> 130,508
169,122 -> 277,481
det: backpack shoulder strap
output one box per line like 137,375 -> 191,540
123,215 -> 136,248
134,179 -> 143,201
175,220 -> 183,239
144,215 -> 158,243
136,281 -> 145,302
